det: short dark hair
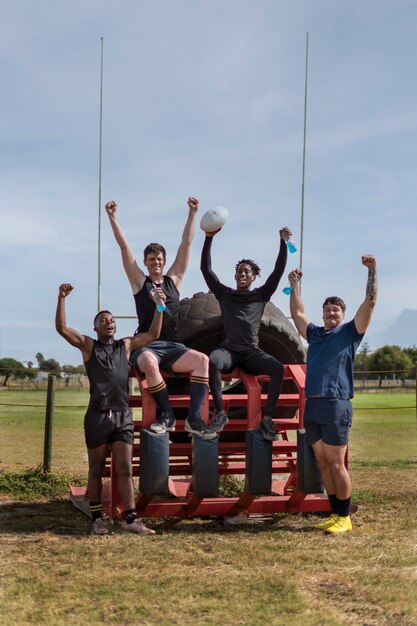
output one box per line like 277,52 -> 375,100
93,310 -> 113,329
143,243 -> 166,261
235,259 -> 261,277
322,297 -> 346,314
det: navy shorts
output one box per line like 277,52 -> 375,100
303,398 -> 353,446
131,340 -> 189,374
84,408 -> 134,449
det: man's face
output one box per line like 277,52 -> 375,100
322,303 -> 345,330
94,312 -> 116,338
235,263 -> 256,291
144,252 -> 166,275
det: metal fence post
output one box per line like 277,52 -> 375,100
43,374 -> 56,472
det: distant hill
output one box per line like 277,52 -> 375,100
368,309 -> 417,350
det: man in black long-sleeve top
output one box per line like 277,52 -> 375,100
200,226 -> 291,440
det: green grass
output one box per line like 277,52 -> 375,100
0,389 -> 417,625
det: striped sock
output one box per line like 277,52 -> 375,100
188,377 -> 209,421
149,381 -> 173,415
90,501 -> 103,521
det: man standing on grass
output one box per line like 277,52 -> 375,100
56,283 -> 165,536
105,198 -> 215,441
289,256 -> 377,534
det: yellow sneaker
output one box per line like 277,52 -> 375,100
313,514 -> 338,530
325,515 -> 352,534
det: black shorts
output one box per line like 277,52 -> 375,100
131,340 -> 189,374
84,408 -> 134,449
303,397 -> 353,446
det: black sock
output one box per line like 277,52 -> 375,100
124,509 -> 137,524
188,377 -> 208,421
338,497 -> 351,517
328,494 -> 339,515
90,501 -> 103,521
149,381 -> 173,415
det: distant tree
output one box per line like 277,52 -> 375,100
402,346 -> 417,378
36,352 -> 61,373
0,358 -> 28,386
367,345 -> 413,387
354,340 -> 371,371
62,364 -> 85,387
23,361 -> 38,385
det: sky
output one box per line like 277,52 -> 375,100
1,0 -> 416,366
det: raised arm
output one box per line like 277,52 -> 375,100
289,269 -> 310,340
55,284 -> 93,361
167,197 -> 199,289
259,227 -> 291,300
200,231 -> 226,297
354,255 -> 377,334
105,200 -> 146,293
124,288 -> 165,357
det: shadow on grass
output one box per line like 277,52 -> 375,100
0,499 -> 319,537
0,500 -> 89,536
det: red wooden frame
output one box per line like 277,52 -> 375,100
70,363 -> 332,519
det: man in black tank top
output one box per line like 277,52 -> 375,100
56,282 -> 165,536
201,226 -> 292,440
105,198 -> 216,441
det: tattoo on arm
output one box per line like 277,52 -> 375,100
366,268 -> 377,302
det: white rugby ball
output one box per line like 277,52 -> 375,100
200,206 -> 229,233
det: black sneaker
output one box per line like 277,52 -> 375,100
150,411 -> 176,434
259,418 -> 278,441
184,418 -> 217,440
210,410 -> 229,433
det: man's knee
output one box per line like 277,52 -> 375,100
88,460 -> 106,480
270,359 -> 284,377
138,352 -> 159,374
209,357 -> 223,375
190,350 -> 209,372
114,461 -> 133,480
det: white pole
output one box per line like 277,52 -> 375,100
299,32 -> 309,292
97,37 -> 104,312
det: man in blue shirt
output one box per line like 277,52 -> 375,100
289,255 -> 377,534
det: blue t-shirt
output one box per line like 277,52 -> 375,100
305,320 -> 364,399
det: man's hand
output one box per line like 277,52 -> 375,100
288,269 -> 302,285
105,200 -> 117,216
205,228 -> 222,238
362,255 -> 376,269
149,286 -> 166,305
187,197 -> 199,213
58,284 -> 73,298
279,227 -> 292,241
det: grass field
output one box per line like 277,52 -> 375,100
0,389 -> 416,625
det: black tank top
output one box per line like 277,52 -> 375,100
84,340 -> 130,411
133,275 -> 180,341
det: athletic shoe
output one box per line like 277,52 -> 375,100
313,514 -> 339,530
91,517 -> 110,536
222,512 -> 249,525
259,418 -> 278,441
325,515 -> 352,535
121,519 -> 156,535
149,411 -> 176,434
184,418 -> 217,440
210,410 -> 229,433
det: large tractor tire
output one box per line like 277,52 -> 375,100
167,292 -> 305,435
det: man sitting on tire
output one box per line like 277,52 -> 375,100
105,198 -> 216,441
200,226 -> 291,439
